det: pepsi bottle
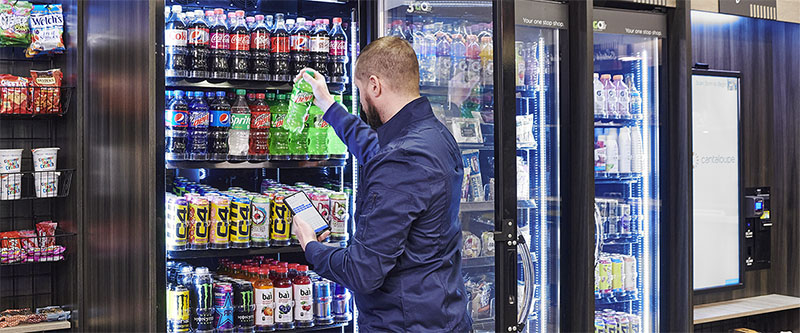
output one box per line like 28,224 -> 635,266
209,8 -> 230,79
290,17 -> 310,78
250,15 -> 271,81
328,17 -> 348,83
165,5 -> 188,77
187,10 -> 209,78
310,19 -> 329,77
271,14 -> 291,81
188,91 -> 210,159
208,91 -> 231,160
166,90 -> 189,160
229,10 -> 251,80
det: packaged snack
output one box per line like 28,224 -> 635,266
462,231 -> 481,258
0,230 -> 21,248
36,221 -> 57,247
29,69 -> 62,114
0,74 -> 29,114
25,4 -> 64,57
0,1 -> 32,47
17,229 -> 37,249
0,246 -> 24,263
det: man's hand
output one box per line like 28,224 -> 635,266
293,214 -> 331,251
294,68 -> 336,111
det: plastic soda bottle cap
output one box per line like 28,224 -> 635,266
297,265 -> 308,272
236,89 -> 246,95
259,268 -> 270,275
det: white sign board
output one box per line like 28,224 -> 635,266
692,73 -> 742,291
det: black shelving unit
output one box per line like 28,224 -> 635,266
166,160 -> 346,170
167,245 -> 304,260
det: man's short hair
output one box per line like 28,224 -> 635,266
355,36 -> 420,94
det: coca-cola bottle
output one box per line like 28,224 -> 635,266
271,14 -> 291,82
250,14 -> 271,81
209,8 -> 230,79
310,19 -> 329,77
328,17 -> 348,83
290,17 -> 310,78
187,9 -> 209,78
229,10 -> 251,80
165,5 -> 188,77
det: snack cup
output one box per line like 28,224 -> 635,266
34,171 -> 60,198
0,149 -> 23,174
31,147 -> 59,171
0,173 -> 22,200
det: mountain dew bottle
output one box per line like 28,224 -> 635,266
288,127 -> 309,160
307,104 -> 329,160
284,70 -> 315,134
328,94 -> 348,159
269,93 -> 291,160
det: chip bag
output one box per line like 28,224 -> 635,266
30,69 -> 62,114
0,74 -> 29,114
0,1 -> 32,47
25,4 -> 64,57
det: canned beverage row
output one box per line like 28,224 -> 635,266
167,177 -> 349,251
594,252 -> 638,300
594,309 -> 640,333
167,258 -> 351,333
595,197 -> 643,242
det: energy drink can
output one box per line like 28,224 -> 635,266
166,194 -> 188,251
331,282 -> 351,323
611,255 -> 624,295
310,192 -> 331,224
213,281 -> 234,332
233,280 -> 255,331
209,196 -> 231,249
628,314 -> 640,333
188,196 -> 210,250
618,204 -> 632,235
623,255 -> 637,294
250,195 -> 271,247
313,279 -> 333,325
270,194 -> 292,246
191,267 -> 214,333
605,317 -> 618,333
229,196 -> 251,248
167,283 -> 191,332
617,314 -> 630,333
329,192 -> 349,242
594,317 -> 606,333
597,256 -> 613,298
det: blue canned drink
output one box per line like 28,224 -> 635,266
214,281 -> 235,332
331,283 -> 351,323
174,179 -> 187,196
313,280 -> 333,325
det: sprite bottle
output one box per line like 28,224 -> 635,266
328,94 -> 348,159
269,93 -> 291,160
284,70 -> 315,134
306,104 -> 329,160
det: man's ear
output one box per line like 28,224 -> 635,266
369,75 -> 382,98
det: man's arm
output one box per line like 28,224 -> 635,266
303,156 -> 428,293
323,103 -> 380,164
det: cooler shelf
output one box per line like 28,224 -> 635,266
167,245 -> 304,259
166,77 -> 346,93
166,160 -> 346,170
291,321 -> 349,332
0,320 -> 70,333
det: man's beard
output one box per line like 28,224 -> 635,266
360,96 -> 383,130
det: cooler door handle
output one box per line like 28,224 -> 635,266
517,236 -> 535,326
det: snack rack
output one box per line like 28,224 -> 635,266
0,0 -> 78,329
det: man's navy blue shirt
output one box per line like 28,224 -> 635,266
305,97 -> 472,332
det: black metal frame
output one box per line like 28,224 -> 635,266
155,0 -> 167,331
689,68 -> 745,295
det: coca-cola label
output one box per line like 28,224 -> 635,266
271,113 -> 286,128
251,112 -> 271,129
209,110 -> 230,127
329,39 -> 346,56
310,36 -> 329,53
290,35 -> 309,51
188,27 -> 209,46
209,32 -> 229,50
271,36 -> 290,53
166,109 -> 189,127
251,32 -> 270,50
165,29 -> 187,47
230,33 -> 250,51
230,113 -> 251,130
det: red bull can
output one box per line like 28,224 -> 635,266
329,192 -> 348,242
166,194 -> 188,251
270,194 -> 292,246
209,196 -> 230,250
229,196 -> 251,248
313,279 -> 334,325
188,196 -> 210,250
251,195 -> 271,247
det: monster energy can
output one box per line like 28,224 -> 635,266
191,267 -> 214,333
233,279 -> 255,332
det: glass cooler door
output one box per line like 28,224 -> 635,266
592,9 -> 664,333
378,0 -> 498,331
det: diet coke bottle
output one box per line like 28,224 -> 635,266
250,15 -> 271,81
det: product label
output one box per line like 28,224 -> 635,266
312,199 -> 330,222
189,111 -> 210,129
290,90 -> 314,104
251,202 -> 270,242
330,199 -> 347,235
210,220 -> 229,245
329,39 -> 346,56
165,28 -> 187,47
270,202 -> 291,241
188,27 -> 209,46
310,36 -> 329,53
230,33 -> 250,51
209,32 -> 229,50
293,283 -> 313,321
255,287 -> 275,326
275,287 -> 293,323
251,112 -> 271,129
271,113 -> 286,128
251,32 -> 270,50
271,36 -> 290,53
290,35 -> 309,51
209,110 -> 230,127
230,113 -> 251,131
167,289 -> 190,321
312,115 -> 329,129
166,109 -> 189,127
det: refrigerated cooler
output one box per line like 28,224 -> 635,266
591,8 -> 666,332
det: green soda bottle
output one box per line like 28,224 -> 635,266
306,104 -> 329,160
288,127 -> 309,160
269,93 -> 291,160
328,94 -> 348,159
284,70 -> 315,134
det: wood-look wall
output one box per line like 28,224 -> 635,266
80,0 -> 158,331
691,12 -> 800,305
